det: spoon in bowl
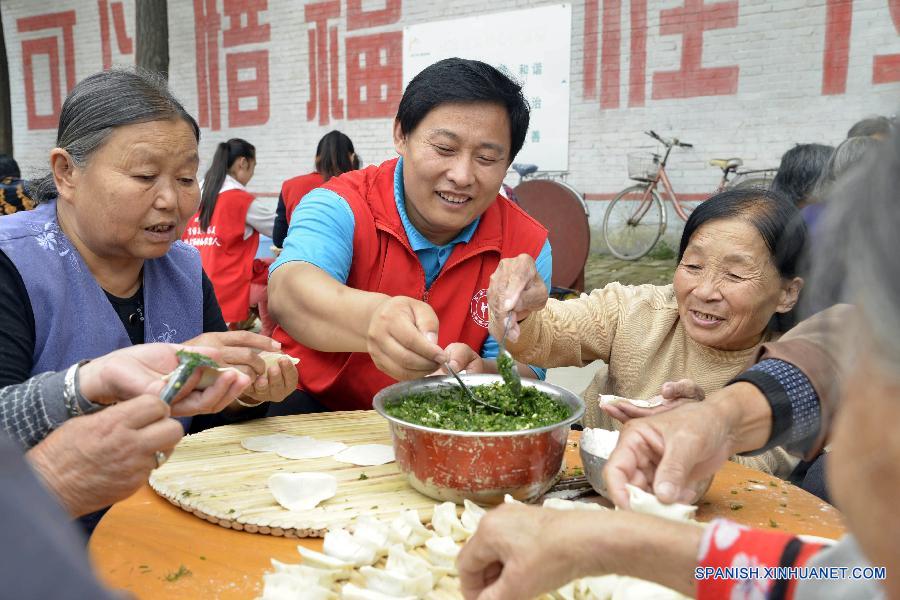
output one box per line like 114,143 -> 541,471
443,361 -> 503,412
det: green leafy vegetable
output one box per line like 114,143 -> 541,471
160,350 -> 219,404
164,565 -> 192,582
385,382 -> 569,432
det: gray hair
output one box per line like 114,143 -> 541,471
810,129 -> 900,367
29,68 -> 200,203
809,136 -> 880,204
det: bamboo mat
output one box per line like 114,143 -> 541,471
149,411 -> 444,538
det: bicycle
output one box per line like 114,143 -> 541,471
602,130 -> 777,260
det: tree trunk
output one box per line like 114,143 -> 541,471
135,0 -> 169,79
0,8 -> 14,156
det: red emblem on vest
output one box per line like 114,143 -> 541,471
470,289 -> 489,328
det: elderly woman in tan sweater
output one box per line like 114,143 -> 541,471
488,188 -> 805,477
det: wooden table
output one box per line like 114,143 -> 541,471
89,433 -> 845,599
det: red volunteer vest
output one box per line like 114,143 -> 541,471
281,172 -> 324,225
273,158 -> 548,411
183,189 -> 257,322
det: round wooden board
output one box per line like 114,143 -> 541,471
149,411 -> 447,538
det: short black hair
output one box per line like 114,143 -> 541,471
847,115 -> 892,138
770,143 -> 834,206
395,58 -> 530,163
0,155 -> 20,179
678,187 -> 807,280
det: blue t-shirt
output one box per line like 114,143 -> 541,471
272,158 -> 553,378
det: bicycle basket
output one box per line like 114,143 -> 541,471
627,152 -> 661,182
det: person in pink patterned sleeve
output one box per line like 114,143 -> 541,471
456,131 -> 899,600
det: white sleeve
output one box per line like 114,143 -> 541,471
244,196 -> 278,239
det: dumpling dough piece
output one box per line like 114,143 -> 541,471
542,497 -> 607,511
431,502 -> 469,541
259,351 -> 300,368
333,444 -> 395,466
296,546 -> 354,575
460,499 -> 486,532
360,565 -> 433,597
268,472 -> 337,511
260,572 -> 336,600
388,509 -> 433,548
425,535 -> 460,569
276,438 -> 348,460
625,484 -> 697,522
352,516 -> 391,556
341,583 -> 415,600
242,433 -> 306,453
581,428 -> 620,459
269,559 -> 344,585
323,527 -> 377,566
386,544 -> 448,583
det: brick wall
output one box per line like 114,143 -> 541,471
3,0 -> 899,225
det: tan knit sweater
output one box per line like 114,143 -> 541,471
508,283 -> 799,478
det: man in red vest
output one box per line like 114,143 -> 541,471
267,58 -> 552,412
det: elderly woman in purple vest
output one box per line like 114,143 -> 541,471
0,70 -> 297,522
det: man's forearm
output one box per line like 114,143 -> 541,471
268,262 -> 388,352
706,382 -> 773,455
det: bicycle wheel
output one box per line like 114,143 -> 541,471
603,185 -> 665,260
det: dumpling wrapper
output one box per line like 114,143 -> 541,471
341,583 -> 415,600
242,434 -> 308,453
352,516 -> 391,556
386,544 -> 449,582
275,438 -> 348,460
268,472 -> 337,511
269,559 -> 344,585
598,394 -> 662,409
625,484 -> 697,522
296,546 -> 353,575
170,352 -> 299,392
333,444 -> 395,466
542,497 -> 607,511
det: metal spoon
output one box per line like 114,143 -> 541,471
443,361 -> 503,412
497,313 -> 523,395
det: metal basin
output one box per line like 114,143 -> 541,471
579,443 -> 611,499
373,374 -> 584,505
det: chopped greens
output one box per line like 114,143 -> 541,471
164,565 -> 192,582
385,382 -> 569,432
160,350 -> 219,404
496,351 -> 521,394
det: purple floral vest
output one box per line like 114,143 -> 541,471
0,201 -> 203,379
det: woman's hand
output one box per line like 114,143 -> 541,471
77,343 -> 251,417
487,254 -> 548,343
240,355 -> 299,404
26,395 -> 184,517
601,379 -> 705,423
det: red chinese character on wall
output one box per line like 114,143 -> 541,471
651,0 -> 739,100
305,0 -> 343,125
16,10 -> 77,130
345,32 -> 403,119
194,0 -> 270,130
98,0 -> 133,70
873,0 -> 900,84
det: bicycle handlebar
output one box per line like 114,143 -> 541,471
645,130 -> 693,149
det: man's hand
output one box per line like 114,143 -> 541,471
431,343 -> 485,375
77,344 -> 251,417
26,395 -> 184,517
366,296 -> 448,380
601,379 -> 706,423
457,505 -> 597,600
487,255 -> 548,343
603,401 -> 741,508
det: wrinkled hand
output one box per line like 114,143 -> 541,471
366,296 -> 448,381
26,395 -> 183,517
77,343 -> 251,416
431,343 -> 484,375
487,254 -> 548,343
603,400 -> 733,509
241,355 -> 299,404
601,379 -> 705,423
458,504 -> 607,600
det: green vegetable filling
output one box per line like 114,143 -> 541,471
385,382 -> 569,432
